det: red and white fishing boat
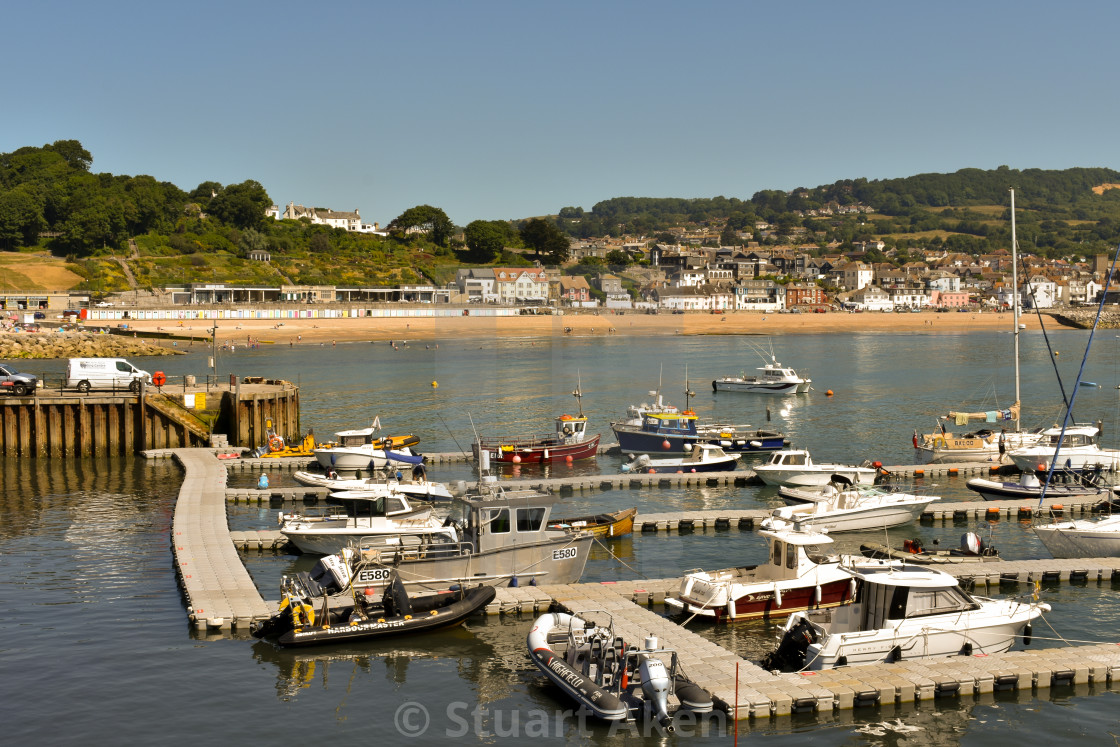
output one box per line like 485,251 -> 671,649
472,385 -> 601,465
665,525 -> 883,622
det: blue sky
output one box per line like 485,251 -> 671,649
5,1 -> 1120,226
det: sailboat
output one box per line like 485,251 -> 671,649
914,188 -> 1044,463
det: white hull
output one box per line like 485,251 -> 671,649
1033,516 -> 1120,558
280,527 -> 454,556
1009,447 -> 1120,472
713,379 -> 810,394
755,466 -> 877,488
763,501 -> 933,534
804,603 -> 1036,669
313,446 -> 411,472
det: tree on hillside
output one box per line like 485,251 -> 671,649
464,219 -> 517,263
388,205 -> 454,247
189,181 -> 223,211
0,184 -> 46,249
605,249 -> 631,267
519,217 -> 569,264
44,140 -> 92,172
207,180 -> 271,230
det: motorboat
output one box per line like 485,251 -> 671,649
611,383 -> 787,455
251,568 -> 495,647
318,482 -> 595,593
1032,514 -> 1120,558
1007,424 -> 1120,472
665,525 -> 872,622
762,562 -> 1049,671
914,190 -> 1045,464
293,470 -> 454,502
312,421 -> 423,473
278,492 -> 457,555
622,443 -> 740,474
965,466 -> 1112,502
762,480 -> 939,534
752,449 -> 881,487
860,532 -> 1001,565
712,356 -> 811,394
548,507 -> 637,539
527,610 -> 713,728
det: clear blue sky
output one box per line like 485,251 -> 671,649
5,0 -> 1119,226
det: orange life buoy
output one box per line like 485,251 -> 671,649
559,414 -> 573,421
268,436 -> 284,452
682,410 -> 696,417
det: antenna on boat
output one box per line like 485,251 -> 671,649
1011,188 -> 1022,434
684,365 -> 695,412
572,370 -> 585,418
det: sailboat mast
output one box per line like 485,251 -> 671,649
1011,188 -> 1021,432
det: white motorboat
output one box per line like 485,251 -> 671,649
763,562 -> 1049,671
312,423 -> 423,473
1032,514 -> 1120,558
712,357 -> 811,394
665,525 -> 885,622
752,449 -> 880,487
278,493 -> 456,555
1007,423 -> 1120,472
622,443 -> 740,474
527,610 -> 713,727
762,481 -> 939,533
914,189 -> 1044,464
292,470 -> 454,502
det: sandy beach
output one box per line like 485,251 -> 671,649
121,309 -> 1071,346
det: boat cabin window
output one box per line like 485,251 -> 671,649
341,434 -> 366,446
784,453 -> 806,466
516,507 -> 546,532
901,586 -> 979,619
786,543 -> 797,569
487,508 -> 511,534
772,540 -> 783,566
386,496 -> 408,514
515,508 -> 546,530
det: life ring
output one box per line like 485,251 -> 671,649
932,436 -> 946,448
268,436 -> 284,452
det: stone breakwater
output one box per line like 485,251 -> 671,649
0,332 -> 184,359
1051,308 -> 1120,329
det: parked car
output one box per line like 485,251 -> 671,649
33,311 -> 45,319
94,301 -> 113,308
0,364 -> 39,396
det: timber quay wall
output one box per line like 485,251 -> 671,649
159,448 -> 1120,720
0,379 -> 299,457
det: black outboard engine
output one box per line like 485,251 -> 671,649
761,618 -> 817,672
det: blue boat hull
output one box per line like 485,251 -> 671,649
612,426 -> 787,454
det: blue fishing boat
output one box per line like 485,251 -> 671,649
610,390 -> 787,455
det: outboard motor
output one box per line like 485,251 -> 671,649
761,617 -> 817,672
638,637 -> 673,732
961,532 -> 982,556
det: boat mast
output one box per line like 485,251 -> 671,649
1011,188 -> 1021,432
572,371 -> 584,418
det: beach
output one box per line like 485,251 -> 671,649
122,309 -> 1070,346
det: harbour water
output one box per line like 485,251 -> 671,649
5,329 -> 1120,743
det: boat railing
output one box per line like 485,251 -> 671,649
356,539 -> 474,563
475,434 -> 554,449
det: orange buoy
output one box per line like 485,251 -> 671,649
1036,464 -> 1046,472
872,461 -> 882,469
648,468 -> 656,474
690,468 -> 696,473
662,440 -> 672,450
565,455 -> 573,463
914,468 -> 924,476
826,389 -> 833,396
512,454 -> 522,464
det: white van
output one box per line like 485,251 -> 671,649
66,358 -> 152,393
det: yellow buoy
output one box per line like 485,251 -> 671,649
431,381 -> 438,388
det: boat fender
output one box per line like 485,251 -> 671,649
849,578 -> 857,600
750,440 -> 762,448
813,584 -> 822,605
1022,623 -> 1032,646
773,584 -> 782,608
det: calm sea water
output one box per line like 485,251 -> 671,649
5,329 -> 1120,744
